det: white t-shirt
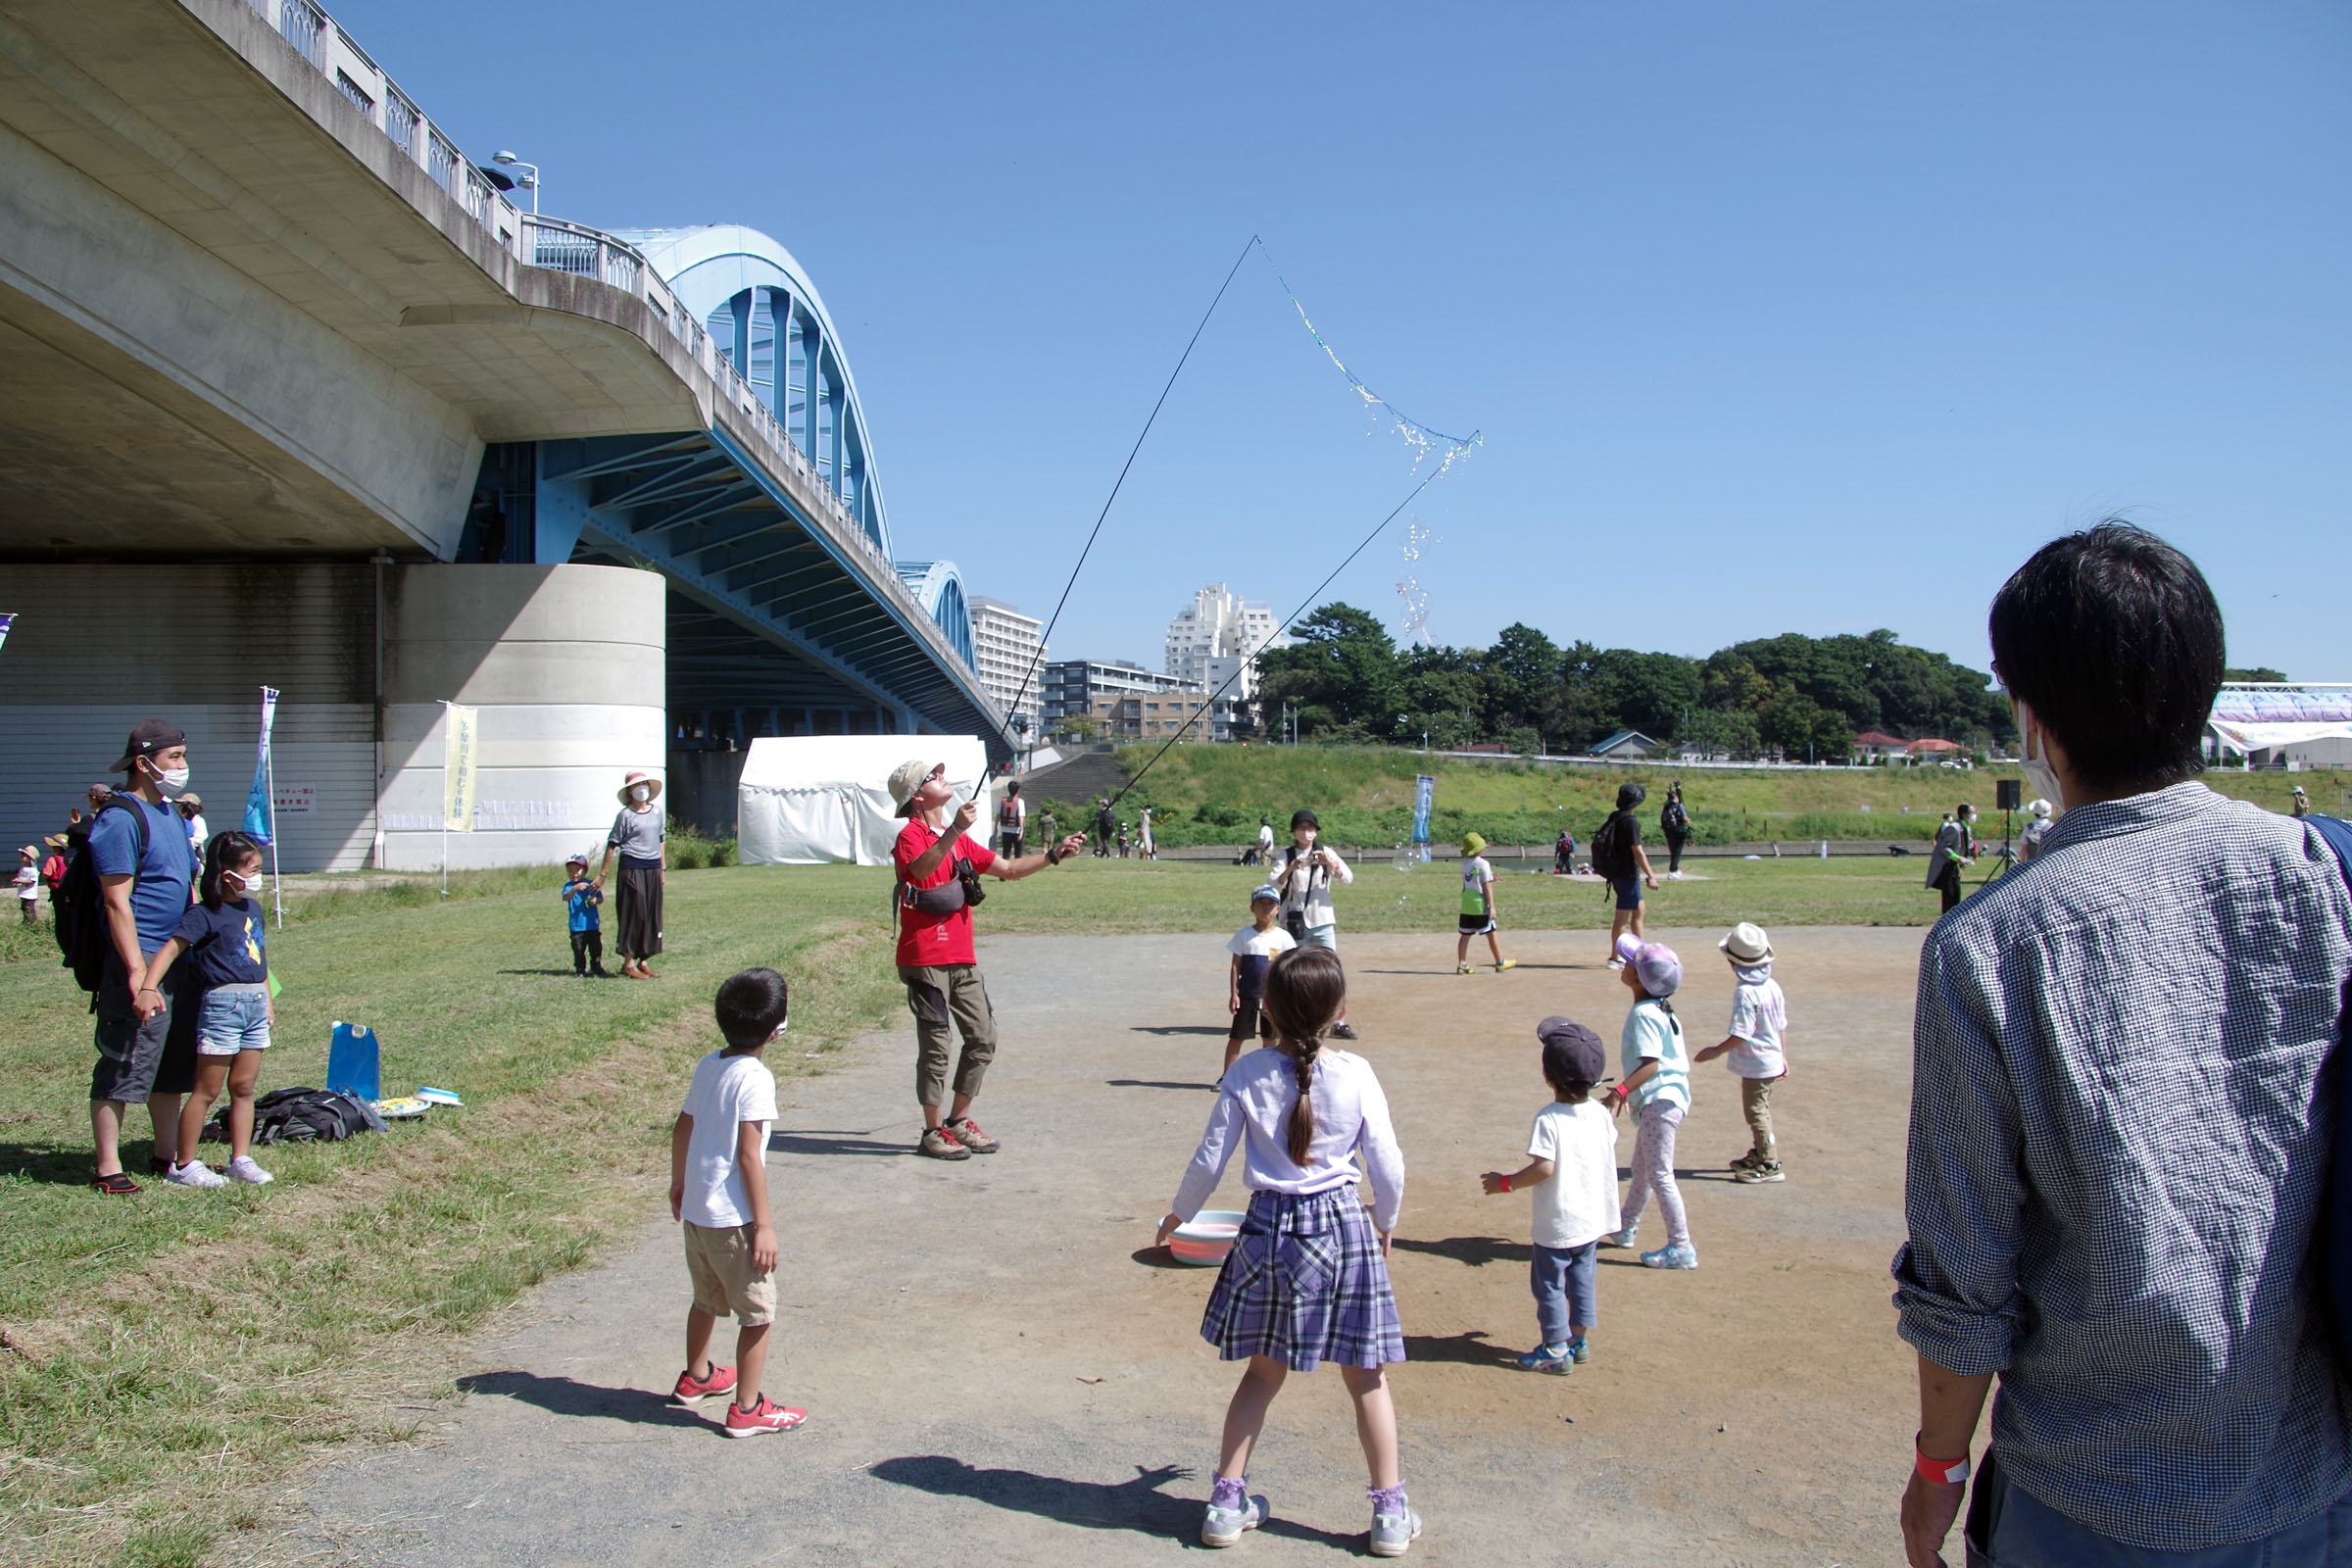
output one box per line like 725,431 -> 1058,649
1525,1100 -> 1621,1250
677,1049 -> 779,1229
1226,923 -> 1297,997
1171,1046 -> 1406,1233
14,865 -> 37,903
1725,963 -> 1787,1078
1459,856 -> 1494,916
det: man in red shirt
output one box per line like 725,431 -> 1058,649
888,760 -> 1087,1160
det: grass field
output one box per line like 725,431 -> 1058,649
1039,742 -> 2348,849
0,844 -> 2246,1564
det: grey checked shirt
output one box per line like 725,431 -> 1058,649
1893,782 -> 2352,1551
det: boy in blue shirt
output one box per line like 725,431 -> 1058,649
563,855 -> 609,978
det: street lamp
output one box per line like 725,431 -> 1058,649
487,149 -> 539,214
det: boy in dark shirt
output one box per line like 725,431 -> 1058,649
564,855 -> 609,978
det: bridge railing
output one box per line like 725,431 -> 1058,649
233,0 -> 886,567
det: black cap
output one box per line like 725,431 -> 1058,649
1616,782 -> 1646,810
111,719 -> 186,774
1537,1016 -> 1606,1087
1291,808 -> 1319,829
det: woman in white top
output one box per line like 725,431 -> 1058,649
1156,945 -> 1417,1554
1270,808 -> 1356,1038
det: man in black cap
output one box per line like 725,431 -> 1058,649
87,720 -> 199,1195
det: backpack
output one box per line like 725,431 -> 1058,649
39,852 -> 66,890
1591,810 -> 1634,880
204,1087 -> 383,1147
2306,814 -> 2352,1371
54,798 -> 149,993
1662,798 -> 1690,837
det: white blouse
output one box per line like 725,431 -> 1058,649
1172,1046 -> 1404,1233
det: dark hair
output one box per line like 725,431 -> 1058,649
199,831 -> 264,908
1616,783 -> 1646,810
1261,945 -> 1346,1163
1987,522 -> 2224,796
1006,781 -> 1020,797
714,967 -> 790,1049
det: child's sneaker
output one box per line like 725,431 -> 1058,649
1735,1159 -> 1785,1184
1369,1501 -> 1423,1558
671,1361 -> 738,1404
721,1395 -> 807,1437
917,1126 -> 972,1160
168,1160 -> 227,1189
1513,1343 -> 1572,1375
943,1116 -> 999,1153
1200,1491 -> 1268,1547
225,1155 -> 273,1185
1455,962 -> 1473,975
1494,959 -> 1516,972
1566,1337 -> 1592,1365
1642,1242 -> 1699,1270
1600,1225 -> 1638,1250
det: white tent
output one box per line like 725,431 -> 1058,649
736,735 -> 994,866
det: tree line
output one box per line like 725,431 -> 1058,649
1250,605 -> 2018,760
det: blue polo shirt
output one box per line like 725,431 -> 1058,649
88,796 -> 195,953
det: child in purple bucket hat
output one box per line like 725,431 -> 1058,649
1599,933 -> 1697,1270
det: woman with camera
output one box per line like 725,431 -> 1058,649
1269,808 -> 1358,1038
887,759 -> 1087,1161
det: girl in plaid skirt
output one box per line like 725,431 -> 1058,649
1156,946 -> 1419,1556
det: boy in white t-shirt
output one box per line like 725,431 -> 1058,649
669,967 -> 807,1437
1693,921 -> 1788,1184
1223,884 -> 1296,1072
1453,832 -> 1516,974
1481,1016 -> 1620,1373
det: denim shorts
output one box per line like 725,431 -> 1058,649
194,984 -> 270,1056
1611,875 -> 1644,911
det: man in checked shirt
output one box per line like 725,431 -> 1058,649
1895,523 -> 2352,1567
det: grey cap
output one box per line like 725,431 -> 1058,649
1536,1016 -> 1606,1086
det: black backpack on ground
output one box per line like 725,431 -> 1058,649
1591,810 -> 1635,880
54,797 -> 147,993
204,1087 -> 383,1147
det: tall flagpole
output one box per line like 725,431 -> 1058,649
264,720 -> 284,928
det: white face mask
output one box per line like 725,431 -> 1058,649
630,784 -> 651,804
225,867 -> 263,897
2013,700 -> 2064,816
1294,828 -> 1316,847
151,762 -> 190,797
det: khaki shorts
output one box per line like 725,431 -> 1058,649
682,1221 -> 776,1326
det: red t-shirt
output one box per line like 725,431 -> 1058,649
894,818 -> 997,968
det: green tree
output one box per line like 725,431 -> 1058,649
1253,603 -> 1399,737
1482,622 -> 1561,735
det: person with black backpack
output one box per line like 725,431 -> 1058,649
1589,783 -> 1659,970
1660,782 -> 1692,879
73,720 -> 200,1195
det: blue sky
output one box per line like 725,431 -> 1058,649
339,0 -> 2349,679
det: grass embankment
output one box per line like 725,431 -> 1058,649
1035,744 -> 2346,849
0,840 -> 2282,1563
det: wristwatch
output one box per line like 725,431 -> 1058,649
1914,1446 -> 1971,1486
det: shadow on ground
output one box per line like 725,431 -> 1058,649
1393,1235 -> 1523,1269
769,1129 -> 907,1157
1128,1025 -> 1232,1038
1106,1079 -> 1216,1093
867,1455 -> 1357,1547
456,1371 -> 707,1430
1400,1330 -> 1517,1368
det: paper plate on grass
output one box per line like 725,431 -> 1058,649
1170,1210 -> 1246,1267
372,1096 -> 428,1119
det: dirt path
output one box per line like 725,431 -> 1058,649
300,926 -> 1923,1566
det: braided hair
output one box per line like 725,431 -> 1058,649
1260,944 -> 1346,1164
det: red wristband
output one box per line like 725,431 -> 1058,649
1498,1175 -> 1511,1194
1914,1446 -> 1970,1486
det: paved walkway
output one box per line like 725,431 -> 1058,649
303,928 -> 1923,1565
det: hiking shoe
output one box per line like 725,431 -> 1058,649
1566,1337 -> 1592,1365
944,1116 -> 1000,1153
917,1126 -> 972,1160
225,1155 -> 273,1185
1600,1226 -> 1637,1250
672,1361 -> 738,1404
1455,963 -> 1473,975
1369,1503 -> 1423,1558
1728,1150 -> 1762,1173
92,1171 -> 140,1196
1494,959 -> 1517,972
1200,1492 -> 1268,1547
1514,1343 -> 1571,1375
1331,1022 -> 1359,1040
721,1395 -> 807,1437
1735,1160 -> 1785,1185
1642,1242 -> 1698,1270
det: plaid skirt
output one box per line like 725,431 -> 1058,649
1200,1189 -> 1405,1371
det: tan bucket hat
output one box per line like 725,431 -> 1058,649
887,759 -> 945,818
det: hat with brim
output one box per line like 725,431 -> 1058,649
1250,884 -> 1281,906
1461,832 -> 1487,858
43,834 -> 66,849
1718,921 -> 1773,963
1616,932 -> 1683,996
1536,1016 -> 1606,1085
616,770 -> 662,807
110,719 -> 186,774
176,792 -> 202,809
888,759 -> 945,818
564,853 -> 589,868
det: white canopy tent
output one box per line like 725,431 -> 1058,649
735,735 -> 994,866
2207,684 -> 2352,762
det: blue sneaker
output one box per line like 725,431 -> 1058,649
1513,1343 -> 1572,1375
1201,1492 -> 1267,1547
1601,1225 -> 1638,1250
1566,1337 -> 1592,1365
1641,1242 -> 1698,1270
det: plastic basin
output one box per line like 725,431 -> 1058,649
1171,1210 -> 1246,1267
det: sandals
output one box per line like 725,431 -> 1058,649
92,1171 -> 140,1196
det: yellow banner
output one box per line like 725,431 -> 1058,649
442,704 -> 478,832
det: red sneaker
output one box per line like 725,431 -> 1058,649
671,1362 -> 738,1404
722,1396 -> 808,1438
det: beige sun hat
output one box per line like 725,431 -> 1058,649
616,770 -> 662,807
1719,921 -> 1774,963
887,759 -> 946,818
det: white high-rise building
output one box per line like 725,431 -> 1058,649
968,597 -> 1046,738
1165,583 -> 1289,698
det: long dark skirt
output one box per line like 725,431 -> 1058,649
615,865 -> 664,958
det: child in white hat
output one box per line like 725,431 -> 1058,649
1693,922 -> 1788,1184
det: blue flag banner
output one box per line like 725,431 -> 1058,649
243,687 -> 279,844
0,612 -> 15,654
1411,775 -> 1436,847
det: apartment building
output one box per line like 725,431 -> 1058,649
967,597 -> 1046,735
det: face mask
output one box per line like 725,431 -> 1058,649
225,868 -> 263,897
1294,828 -> 1316,847
2014,700 -> 2064,816
151,763 -> 190,797
630,785 -> 651,804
